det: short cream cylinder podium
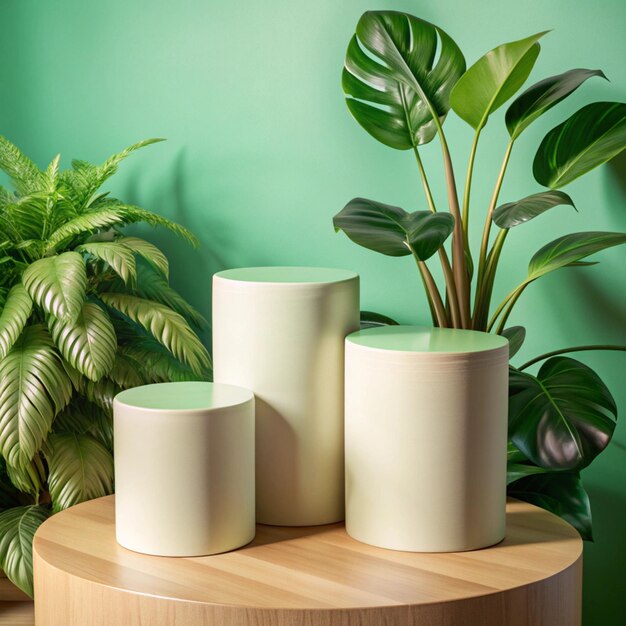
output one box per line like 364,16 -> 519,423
113,381 -> 255,556
213,267 -> 359,526
345,326 -> 509,552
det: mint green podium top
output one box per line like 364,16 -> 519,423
214,266 -> 357,284
346,326 -> 508,354
114,382 -> 253,412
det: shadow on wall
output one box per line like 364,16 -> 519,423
120,149 -> 236,349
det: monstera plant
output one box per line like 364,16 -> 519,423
334,11 -> 626,538
0,137 -> 211,595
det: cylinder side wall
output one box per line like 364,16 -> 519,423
345,343 -> 509,552
114,400 -> 255,556
212,275 -> 360,525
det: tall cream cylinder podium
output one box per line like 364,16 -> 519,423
213,267 -> 359,526
345,326 -> 509,552
114,381 -> 255,556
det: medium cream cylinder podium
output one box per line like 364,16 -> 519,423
113,381 -> 255,556
213,267 -> 359,526
345,326 -> 509,552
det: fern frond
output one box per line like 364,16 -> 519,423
0,137 -> 43,195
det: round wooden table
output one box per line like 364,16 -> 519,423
33,496 -> 581,626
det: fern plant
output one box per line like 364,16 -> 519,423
0,137 -> 211,596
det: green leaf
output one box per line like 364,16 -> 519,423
78,241 -> 137,284
493,191 -> 575,229
333,197 -> 454,260
450,31 -> 547,130
508,357 -> 617,470
65,139 -> 164,209
132,264 -> 206,327
508,472 -> 592,540
45,432 -> 113,513
100,293 -> 211,376
0,136 -> 43,195
360,310 -> 400,330
343,11 -> 465,149
22,251 -> 87,322
75,378 -> 119,418
501,326 -> 526,358
534,102 -> 626,188
506,462 -> 550,484
0,505 -> 51,596
5,456 -> 45,497
506,69 -> 607,139
48,302 -> 117,382
0,285 -> 32,360
44,208 -> 127,252
0,325 -> 72,467
527,231 -> 626,281
113,337 -> 204,385
118,236 -> 169,278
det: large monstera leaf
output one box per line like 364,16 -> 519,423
343,11 -> 465,149
0,325 -> 72,467
509,357 -> 617,470
45,432 -> 114,513
0,505 -> 50,596
334,197 -> 455,259
48,302 -> 117,382
22,251 -> 86,322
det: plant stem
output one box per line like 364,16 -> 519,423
487,282 -> 527,332
461,131 -> 481,239
412,251 -> 448,327
473,229 -> 509,329
519,345 -> 626,370
412,147 -> 461,328
490,283 -> 528,334
433,124 -> 471,327
474,140 -> 514,324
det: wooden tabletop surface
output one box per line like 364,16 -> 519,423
34,495 -> 581,611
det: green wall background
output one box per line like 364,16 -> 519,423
1,0 -> 624,622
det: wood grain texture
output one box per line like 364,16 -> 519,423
33,496 -> 582,626
0,602 -> 34,625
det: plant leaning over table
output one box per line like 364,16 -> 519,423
0,137 -> 211,596
333,10 -> 626,539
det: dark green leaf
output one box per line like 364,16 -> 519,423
508,472 -> 592,540
506,462 -> 550,484
506,69 -> 606,139
0,505 -> 50,596
360,310 -> 400,330
22,251 -> 87,322
493,191 -> 575,229
501,326 -> 526,358
333,197 -> 454,260
0,325 -> 72,467
100,293 -> 211,376
533,102 -> 626,188
45,432 -> 113,513
343,11 -> 465,149
509,357 -> 617,470
527,231 -> 626,281
450,32 -> 546,130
